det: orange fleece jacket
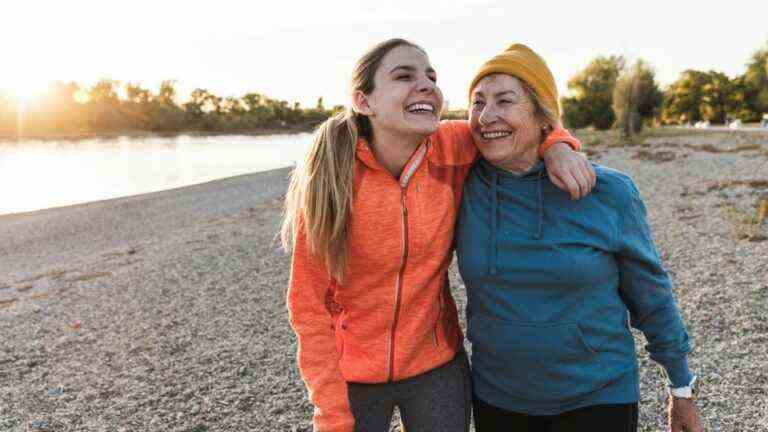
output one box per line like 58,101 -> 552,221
287,121 -> 580,432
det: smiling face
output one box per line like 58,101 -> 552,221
354,44 -> 444,139
469,74 -> 547,171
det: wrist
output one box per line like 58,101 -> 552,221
668,375 -> 698,399
540,141 -> 571,159
663,357 -> 694,388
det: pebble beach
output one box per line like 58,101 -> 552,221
1,130 -> 767,431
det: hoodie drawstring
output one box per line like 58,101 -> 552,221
486,162 -> 545,276
535,169 -> 544,240
489,171 -> 499,276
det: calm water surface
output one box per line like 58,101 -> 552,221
0,133 -> 313,215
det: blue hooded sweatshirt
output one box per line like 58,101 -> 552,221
455,158 -> 693,415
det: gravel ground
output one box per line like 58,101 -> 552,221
1,130 -> 766,431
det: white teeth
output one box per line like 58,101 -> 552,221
406,103 -> 435,113
482,131 -> 512,139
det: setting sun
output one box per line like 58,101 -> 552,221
1,78 -> 49,106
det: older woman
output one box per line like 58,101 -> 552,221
455,44 -> 704,432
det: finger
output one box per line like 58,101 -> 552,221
582,157 -> 597,189
558,171 -> 581,200
549,172 -> 568,192
572,168 -> 590,199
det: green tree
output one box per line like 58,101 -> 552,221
661,70 -> 710,124
741,41 -> 768,121
184,88 -> 211,119
156,80 -> 178,106
613,59 -> 663,137
86,79 -> 122,130
89,79 -> 120,104
222,97 -> 244,115
699,71 -> 732,124
124,83 -> 153,129
149,80 -> 184,131
126,83 -> 152,105
562,55 -> 625,129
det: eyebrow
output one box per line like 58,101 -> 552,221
472,90 -> 521,99
389,65 -> 436,74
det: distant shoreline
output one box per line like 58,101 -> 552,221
0,126 -> 314,143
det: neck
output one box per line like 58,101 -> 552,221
496,145 -> 541,175
369,128 -> 425,179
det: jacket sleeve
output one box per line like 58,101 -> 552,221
539,126 -> 582,155
286,226 -> 354,432
615,177 -> 694,388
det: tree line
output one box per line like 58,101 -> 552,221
562,41 -> 768,135
1,41 -> 765,138
0,81 -> 339,137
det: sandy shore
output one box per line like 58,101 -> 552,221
1,132 -> 767,431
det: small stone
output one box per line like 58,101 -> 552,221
28,420 -> 51,431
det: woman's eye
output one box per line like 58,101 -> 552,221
499,99 -> 512,105
396,75 -> 412,81
428,75 -> 437,83
472,101 -> 484,108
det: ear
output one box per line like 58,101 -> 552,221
351,90 -> 374,116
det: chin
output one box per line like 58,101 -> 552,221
410,120 -> 439,135
477,143 -> 511,165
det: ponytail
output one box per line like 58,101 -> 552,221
281,109 -> 360,281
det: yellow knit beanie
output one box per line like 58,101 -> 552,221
468,43 -> 560,118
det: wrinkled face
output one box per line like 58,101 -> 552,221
469,74 -> 545,167
356,45 -> 444,138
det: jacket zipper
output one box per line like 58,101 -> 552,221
387,187 -> 409,382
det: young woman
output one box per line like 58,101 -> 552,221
282,39 -> 592,432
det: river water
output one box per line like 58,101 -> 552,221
0,133 -> 313,215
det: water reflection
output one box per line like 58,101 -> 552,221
0,133 -> 313,215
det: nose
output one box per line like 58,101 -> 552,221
478,103 -> 496,126
415,75 -> 436,94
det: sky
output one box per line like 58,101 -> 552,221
3,0 -> 767,109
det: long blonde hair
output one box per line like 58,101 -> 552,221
281,38 -> 424,281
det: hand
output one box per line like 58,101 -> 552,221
542,142 -> 596,200
668,396 -> 704,432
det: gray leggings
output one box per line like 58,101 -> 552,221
347,349 -> 472,432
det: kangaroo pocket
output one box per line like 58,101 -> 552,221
469,316 -> 608,403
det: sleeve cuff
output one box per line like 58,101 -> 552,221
662,357 -> 694,388
537,128 -> 581,158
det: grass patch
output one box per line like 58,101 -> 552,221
632,149 -> 678,162
722,198 -> 768,242
573,128 -> 648,148
683,143 -> 762,153
706,179 -> 768,192
0,297 -> 18,308
69,271 -> 113,282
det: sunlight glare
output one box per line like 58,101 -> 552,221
2,76 -> 49,108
